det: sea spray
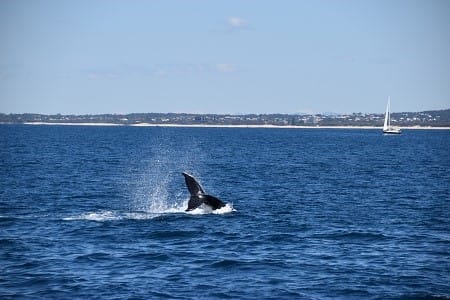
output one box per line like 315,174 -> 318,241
129,129 -> 205,213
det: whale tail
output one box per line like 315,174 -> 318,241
183,172 -> 205,196
182,172 -> 225,211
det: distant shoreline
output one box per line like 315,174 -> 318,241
2,110 -> 449,127
7,122 -> 449,130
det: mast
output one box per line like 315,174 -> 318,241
388,96 -> 391,128
383,97 -> 389,131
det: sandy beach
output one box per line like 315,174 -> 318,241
19,122 -> 450,130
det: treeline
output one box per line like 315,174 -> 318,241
0,109 -> 449,127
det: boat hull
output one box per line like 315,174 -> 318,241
383,129 -> 402,134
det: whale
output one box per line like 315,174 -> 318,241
182,172 -> 226,211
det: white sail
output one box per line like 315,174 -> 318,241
383,97 -> 401,134
383,97 -> 390,131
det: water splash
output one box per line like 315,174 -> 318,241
63,202 -> 235,222
68,129 -> 235,221
187,203 -> 236,215
130,129 -> 204,214
131,156 -> 180,213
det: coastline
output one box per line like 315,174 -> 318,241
13,122 -> 450,130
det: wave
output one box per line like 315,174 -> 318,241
311,230 -> 390,241
209,257 -> 287,269
75,252 -> 112,262
0,215 -> 17,223
391,294 -> 450,300
124,252 -> 171,261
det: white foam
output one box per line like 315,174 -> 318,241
186,203 -> 235,215
63,211 -> 118,221
213,203 -> 235,214
123,212 -> 161,220
186,205 -> 213,215
63,211 -> 160,221
63,203 -> 235,221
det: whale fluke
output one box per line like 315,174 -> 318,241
182,172 -> 226,211
183,172 -> 205,196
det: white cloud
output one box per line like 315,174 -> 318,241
215,63 -> 237,73
227,17 -> 248,28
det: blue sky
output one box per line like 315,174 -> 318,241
1,0 -> 449,114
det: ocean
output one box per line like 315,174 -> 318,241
1,125 -> 449,299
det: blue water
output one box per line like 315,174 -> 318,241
1,125 -> 449,299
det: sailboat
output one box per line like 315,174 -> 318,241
383,97 -> 401,134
